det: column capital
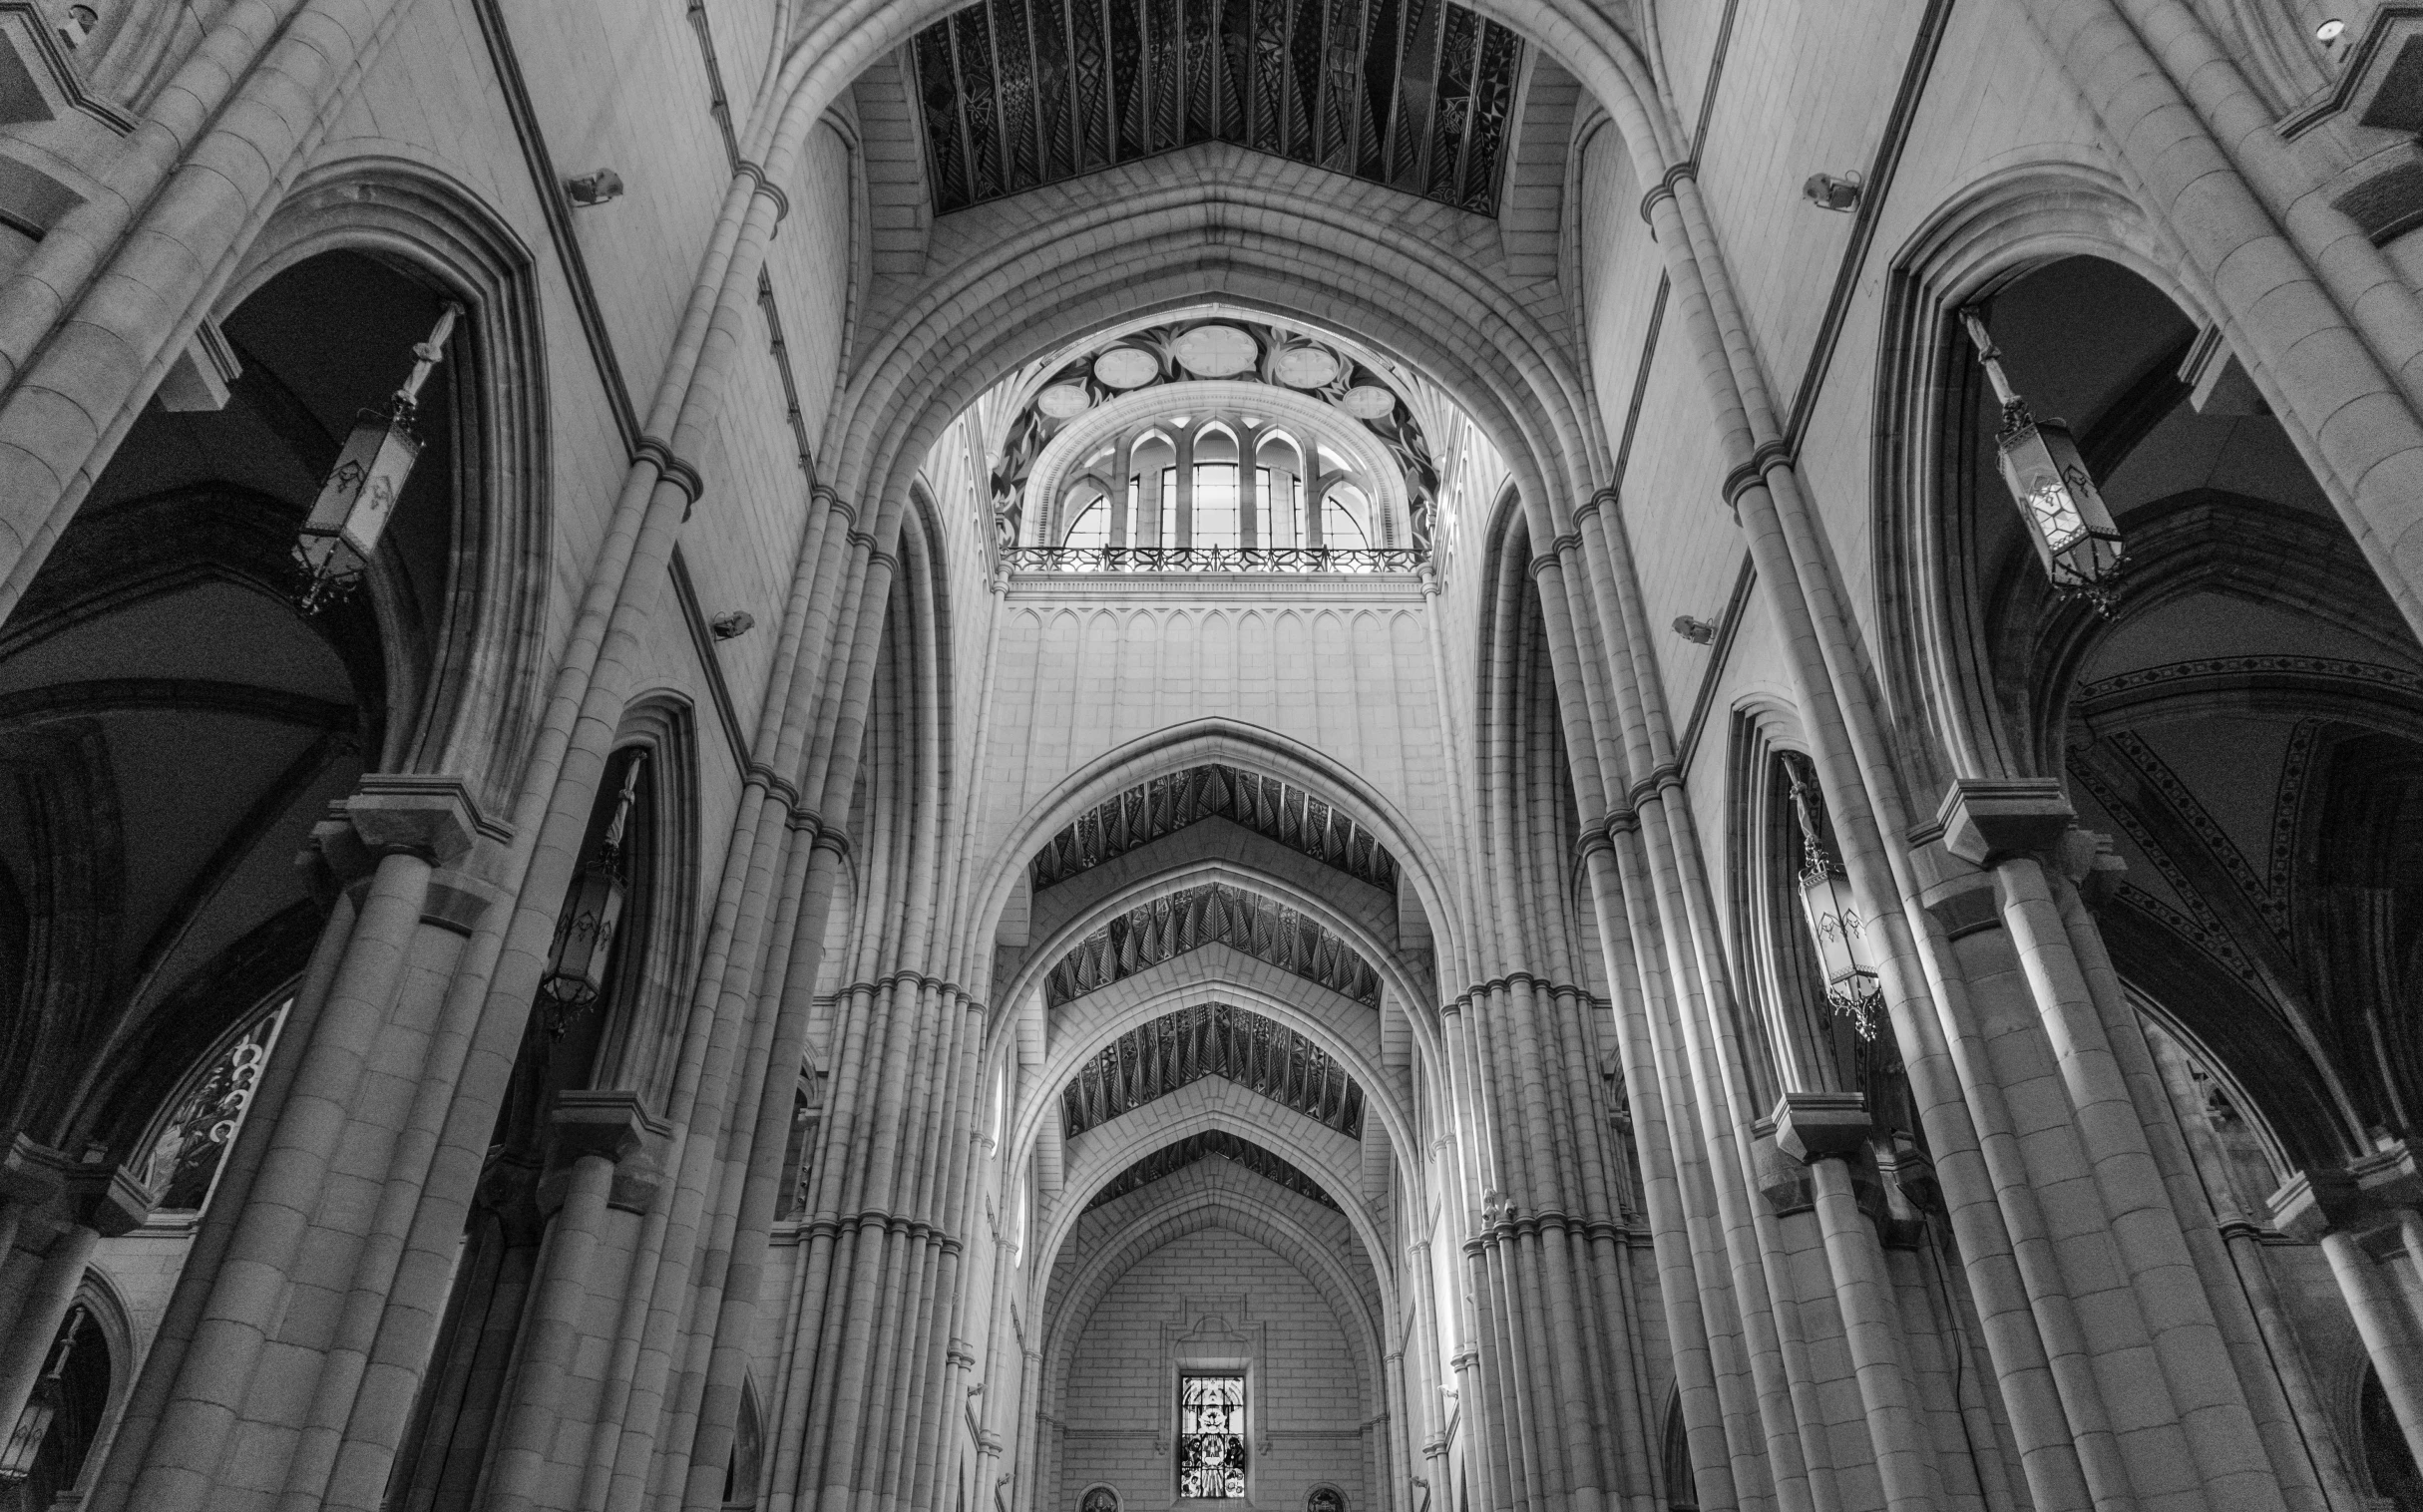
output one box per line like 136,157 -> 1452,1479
0,1134 -> 71,1208
1,1138 -> 155,1234
1770,1091 -> 1872,1164
60,1162 -> 157,1237
2271,1141 -> 2423,1240
544,1089 -> 672,1214
1936,777 -> 2074,867
344,774 -> 495,864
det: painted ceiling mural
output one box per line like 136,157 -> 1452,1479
908,0 -> 1522,215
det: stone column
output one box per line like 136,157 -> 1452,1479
475,1090 -> 671,1511
1772,1095 -> 1943,1512
1108,436 -> 1132,548
2272,1147 -> 2423,1466
1174,429 -> 1195,549
104,775 -> 486,1512
0,1142 -> 152,1440
1238,423 -> 1261,550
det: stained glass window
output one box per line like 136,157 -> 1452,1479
141,997 -> 290,1213
1178,1374 -> 1246,1498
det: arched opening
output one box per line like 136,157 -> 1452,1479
1918,250 -> 2423,1484
385,743 -> 662,1508
0,1294 -> 112,1512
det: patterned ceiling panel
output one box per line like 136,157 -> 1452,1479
1061,1000 -> 1366,1140
1030,764 -> 1398,893
909,0 -> 1522,214
1084,1129 -> 1340,1211
1045,881 -> 1383,1006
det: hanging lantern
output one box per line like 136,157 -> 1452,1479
541,753 -> 645,1031
1787,758 -> 1882,1038
292,302 -> 464,614
1960,308 -> 2127,614
0,1306 -> 86,1484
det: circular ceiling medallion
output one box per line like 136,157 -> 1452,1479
1092,347 -> 1160,389
1340,384 -> 1397,419
1037,383 -> 1093,418
1273,346 -> 1341,388
1171,324 -> 1258,377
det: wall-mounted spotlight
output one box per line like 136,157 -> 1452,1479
2316,17 -> 2347,45
1672,614 -> 1718,644
710,610 -> 756,641
1803,170 -> 1863,212
566,170 -> 625,207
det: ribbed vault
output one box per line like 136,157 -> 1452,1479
1031,761 -> 1400,891
1061,999 -> 1366,1139
1082,1130 -> 1340,1211
1044,881 -> 1382,1004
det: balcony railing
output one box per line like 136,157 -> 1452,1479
1002,545 -> 1426,575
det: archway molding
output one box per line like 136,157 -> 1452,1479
821,189 -> 1604,565
1022,817 -> 1401,981
1031,1094 -> 1394,1338
1874,155 -> 2211,790
1009,951 -> 1409,1188
1035,1171 -> 1385,1400
997,856 -> 1436,1079
589,691 -> 706,1109
223,153 -> 553,817
756,0 -> 1679,266
969,718 -> 1465,1018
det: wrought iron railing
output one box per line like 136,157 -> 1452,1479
1002,545 -> 1426,574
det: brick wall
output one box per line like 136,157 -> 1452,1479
1057,1226 -> 1371,1512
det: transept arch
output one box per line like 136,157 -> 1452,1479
819,192 -> 1608,561
1029,1075 -> 1395,1321
1007,962 -> 1402,1184
971,718 -> 1469,1012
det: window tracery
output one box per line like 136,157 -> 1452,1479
985,318 -> 1440,573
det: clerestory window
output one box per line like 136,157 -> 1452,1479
1177,1374 -> 1247,1499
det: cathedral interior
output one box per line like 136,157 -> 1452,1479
6,0 -> 2423,1510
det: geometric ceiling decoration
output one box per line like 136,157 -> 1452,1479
1045,881 -> 1383,1007
908,0 -> 1523,215
1061,1000 -> 1366,1140
1084,1129 -> 1341,1212
1030,763 -> 1399,893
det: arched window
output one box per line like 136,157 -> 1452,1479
136,994 -> 291,1216
1193,464 -> 1241,548
721,1378 -> 765,1510
1663,1393 -> 1699,1512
